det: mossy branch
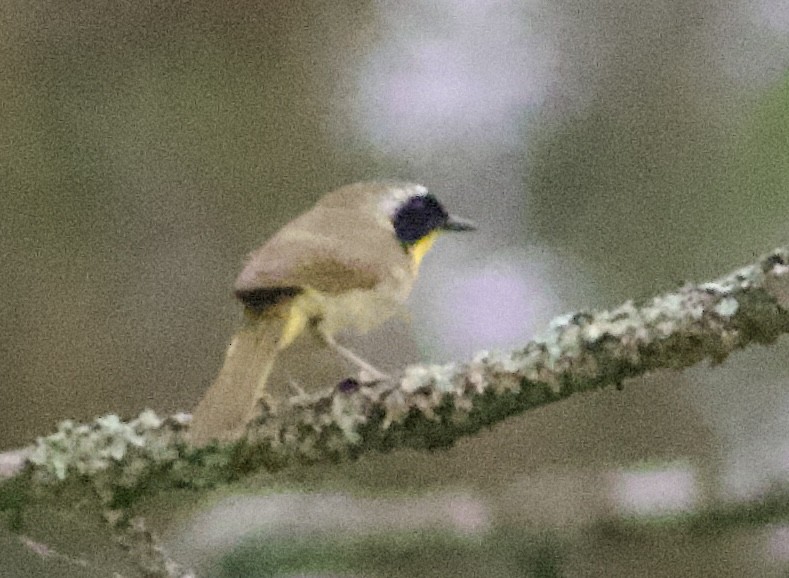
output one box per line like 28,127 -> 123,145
1,245 -> 788,577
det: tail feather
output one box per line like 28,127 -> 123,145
189,310 -> 285,445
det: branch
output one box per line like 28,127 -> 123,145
1,245 -> 788,576
4,247 -> 789,486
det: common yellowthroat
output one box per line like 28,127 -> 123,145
190,182 -> 475,445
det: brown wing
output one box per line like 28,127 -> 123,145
233,204 -> 409,299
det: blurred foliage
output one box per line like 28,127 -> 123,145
527,70 -> 789,299
219,529 -> 564,578
217,484 -> 789,578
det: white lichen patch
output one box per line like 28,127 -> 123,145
481,349 -> 524,375
28,409 -> 175,485
331,393 -> 367,443
765,263 -> 789,310
714,297 -> 739,318
401,363 -> 457,393
382,389 -> 409,429
700,281 -> 731,295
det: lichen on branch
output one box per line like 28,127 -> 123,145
6,246 -> 788,496
2,245 -> 788,578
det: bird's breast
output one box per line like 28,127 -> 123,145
302,262 -> 415,338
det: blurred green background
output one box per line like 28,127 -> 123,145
2,0 -> 789,574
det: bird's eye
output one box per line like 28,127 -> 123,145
392,194 -> 448,244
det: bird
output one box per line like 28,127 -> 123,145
189,181 -> 475,445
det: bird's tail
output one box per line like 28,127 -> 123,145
189,309 -> 286,446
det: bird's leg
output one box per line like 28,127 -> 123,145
286,375 -> 308,397
320,332 -> 390,382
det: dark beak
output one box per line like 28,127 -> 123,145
442,214 -> 477,232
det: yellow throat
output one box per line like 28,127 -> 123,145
408,230 -> 440,274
